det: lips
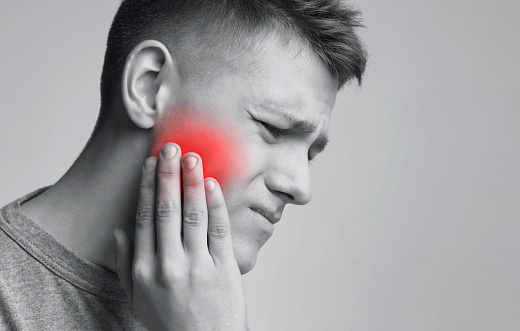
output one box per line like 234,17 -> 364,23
250,207 -> 281,225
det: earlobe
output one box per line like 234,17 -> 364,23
121,40 -> 178,129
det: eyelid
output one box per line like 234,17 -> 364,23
255,118 -> 319,163
256,119 -> 284,138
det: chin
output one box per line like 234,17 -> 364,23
232,239 -> 262,274
229,212 -> 273,274
238,257 -> 256,274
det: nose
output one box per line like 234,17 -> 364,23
265,150 -> 312,205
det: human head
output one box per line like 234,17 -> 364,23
95,0 -> 367,273
96,0 -> 367,130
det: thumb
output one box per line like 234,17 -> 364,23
113,229 -> 134,301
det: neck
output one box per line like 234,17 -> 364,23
21,114 -> 150,272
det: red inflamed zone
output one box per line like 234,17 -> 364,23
151,106 -> 250,190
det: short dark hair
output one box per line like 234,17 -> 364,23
95,0 -> 367,131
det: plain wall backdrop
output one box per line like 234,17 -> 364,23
1,1 -> 519,330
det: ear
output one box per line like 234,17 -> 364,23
121,40 -> 180,129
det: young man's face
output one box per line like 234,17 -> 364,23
153,34 -> 338,274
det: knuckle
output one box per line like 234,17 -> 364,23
157,264 -> 185,284
156,201 -> 176,218
183,180 -> 204,189
189,251 -> 211,265
157,170 -> 177,179
132,262 -> 151,284
208,223 -> 229,238
208,199 -> 226,211
139,180 -> 154,189
189,263 -> 214,283
183,210 -> 206,226
135,206 -> 153,223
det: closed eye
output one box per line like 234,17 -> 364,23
256,119 -> 318,163
257,120 -> 284,138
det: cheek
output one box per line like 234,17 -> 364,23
150,108 -> 250,190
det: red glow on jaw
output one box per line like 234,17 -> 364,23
150,106 -> 249,190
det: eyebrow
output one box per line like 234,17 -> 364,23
259,104 -> 330,153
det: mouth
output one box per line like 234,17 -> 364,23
250,207 -> 280,225
249,208 -> 275,234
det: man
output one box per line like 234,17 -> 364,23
0,0 -> 366,329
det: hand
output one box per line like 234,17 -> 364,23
113,143 -> 248,331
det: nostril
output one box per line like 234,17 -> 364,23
275,191 -> 294,202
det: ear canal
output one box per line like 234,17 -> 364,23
138,71 -> 160,110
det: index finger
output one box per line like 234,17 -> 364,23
204,178 -> 234,266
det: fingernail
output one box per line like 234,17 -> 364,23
161,144 -> 177,159
206,179 -> 216,192
183,155 -> 198,169
144,157 -> 157,172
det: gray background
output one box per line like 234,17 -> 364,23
1,1 -> 519,330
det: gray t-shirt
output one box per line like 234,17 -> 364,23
0,187 -> 146,330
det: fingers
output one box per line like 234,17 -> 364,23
181,153 -> 209,256
134,157 -> 158,262
204,178 -> 234,265
137,144 -> 227,270
114,229 -> 134,300
155,143 -> 184,261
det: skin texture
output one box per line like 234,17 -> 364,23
21,32 -> 338,275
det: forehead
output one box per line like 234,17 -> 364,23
182,32 -> 338,131
245,33 -> 338,123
